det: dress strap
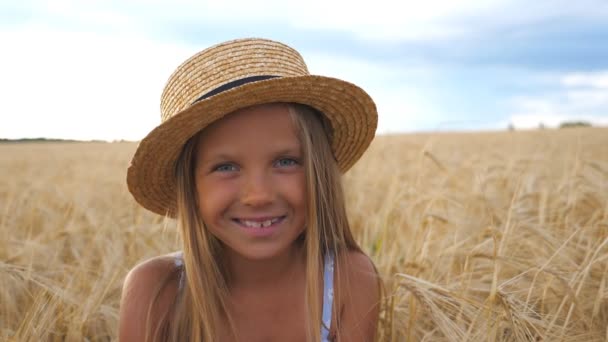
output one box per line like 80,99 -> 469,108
321,251 -> 335,341
174,251 -> 185,290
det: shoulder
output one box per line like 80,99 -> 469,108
122,252 -> 183,295
335,250 -> 381,342
337,250 -> 377,278
118,252 -> 183,342
335,250 -> 380,297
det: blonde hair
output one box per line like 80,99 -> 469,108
148,103 -> 364,341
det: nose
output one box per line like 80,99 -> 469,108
240,171 -> 274,207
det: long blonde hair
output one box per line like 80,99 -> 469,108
149,103 -> 364,341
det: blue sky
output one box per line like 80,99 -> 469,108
1,0 -> 607,140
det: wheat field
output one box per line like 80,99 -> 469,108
1,127 -> 607,341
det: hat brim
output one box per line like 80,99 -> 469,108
127,75 -> 377,216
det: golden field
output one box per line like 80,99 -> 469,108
1,127 -> 607,341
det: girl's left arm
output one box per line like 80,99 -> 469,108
336,251 -> 381,342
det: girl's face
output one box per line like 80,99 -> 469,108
194,104 -> 307,261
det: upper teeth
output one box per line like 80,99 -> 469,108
241,218 -> 280,228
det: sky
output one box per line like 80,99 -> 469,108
1,0 -> 607,141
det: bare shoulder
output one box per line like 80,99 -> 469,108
339,250 -> 378,279
335,250 -> 381,342
119,252 -> 182,342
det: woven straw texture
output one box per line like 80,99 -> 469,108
127,38 -> 377,216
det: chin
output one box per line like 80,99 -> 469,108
227,241 -> 302,261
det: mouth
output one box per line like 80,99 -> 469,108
233,216 -> 285,228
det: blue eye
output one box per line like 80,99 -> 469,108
213,163 -> 238,172
275,158 -> 299,168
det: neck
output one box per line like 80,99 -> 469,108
224,242 -> 306,291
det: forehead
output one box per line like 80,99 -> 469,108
195,103 -> 300,156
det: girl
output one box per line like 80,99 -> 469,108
119,38 -> 382,342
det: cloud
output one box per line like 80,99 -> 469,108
561,71 -> 608,88
305,52 -> 443,132
0,27 -> 197,140
1,0 -> 607,138
0,0 -> 512,41
507,70 -> 608,129
0,24 -> 442,140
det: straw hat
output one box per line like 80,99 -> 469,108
127,38 -> 377,216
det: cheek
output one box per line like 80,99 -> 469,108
195,178 -> 233,223
281,173 -> 307,213
290,177 -> 308,235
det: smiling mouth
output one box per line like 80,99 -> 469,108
233,216 -> 285,228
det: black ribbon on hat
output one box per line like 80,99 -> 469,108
191,75 -> 280,104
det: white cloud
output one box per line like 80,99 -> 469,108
0,25 -> 441,140
108,0 -> 505,41
2,0 -> 606,138
507,70 -> 608,129
7,0 -> 510,41
305,53 -> 441,132
509,112 -> 608,129
373,88 -> 441,133
6,0 -> 607,45
260,0 -> 491,41
0,27 -> 197,140
561,71 -> 608,88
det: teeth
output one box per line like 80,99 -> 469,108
240,217 -> 280,228
242,220 -> 262,228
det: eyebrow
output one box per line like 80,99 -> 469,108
272,146 -> 303,156
197,153 -> 233,167
198,145 -> 302,165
